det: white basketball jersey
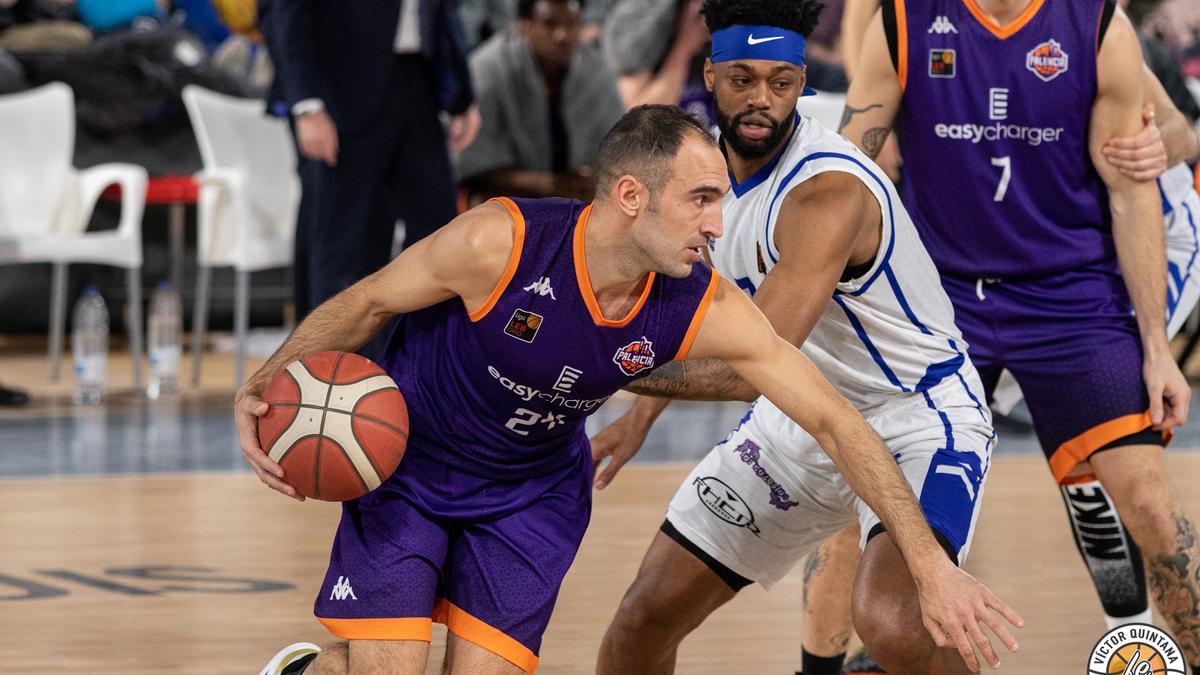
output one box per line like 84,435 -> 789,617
710,115 -> 980,411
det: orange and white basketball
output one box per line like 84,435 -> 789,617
257,351 -> 408,501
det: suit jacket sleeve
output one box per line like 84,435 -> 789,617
274,0 -> 323,106
433,0 -> 475,115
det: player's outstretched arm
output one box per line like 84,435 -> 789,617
234,201 -> 517,498
839,7 -> 902,160
688,279 -> 1023,670
1090,9 -> 1190,430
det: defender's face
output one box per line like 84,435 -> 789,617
633,136 -> 729,278
706,59 -> 804,159
520,0 -> 581,72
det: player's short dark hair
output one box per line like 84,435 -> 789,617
701,0 -> 823,38
517,0 -> 585,21
595,105 -> 716,199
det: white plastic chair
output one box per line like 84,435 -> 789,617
796,90 -> 847,131
0,82 -> 148,387
182,85 -> 299,387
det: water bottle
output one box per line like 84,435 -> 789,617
72,285 -> 109,406
147,280 -> 182,399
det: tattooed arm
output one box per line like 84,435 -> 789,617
839,7 -> 903,160
625,359 -> 757,401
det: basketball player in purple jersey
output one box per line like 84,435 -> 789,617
841,0 -> 1200,669
236,106 -> 1020,675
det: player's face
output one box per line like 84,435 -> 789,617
519,0 -> 581,72
706,59 -> 802,159
633,137 -> 728,277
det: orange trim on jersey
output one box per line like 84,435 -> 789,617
1048,411 -> 1171,484
467,197 -> 526,322
672,267 -> 721,361
316,616 -> 433,641
1059,472 -> 1098,487
433,599 -> 539,673
895,0 -> 908,92
572,204 -> 656,328
961,0 -> 1045,40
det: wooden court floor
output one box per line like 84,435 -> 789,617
3,455 -> 1199,673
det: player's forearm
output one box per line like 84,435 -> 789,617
243,285 -> 389,395
624,359 -> 758,402
1111,186 -> 1171,355
813,413 -> 946,577
1162,118 -> 1200,166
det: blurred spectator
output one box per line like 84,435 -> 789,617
459,0 -> 515,51
577,0 -> 614,43
0,0 -> 91,52
76,0 -> 160,32
269,0 -> 480,318
457,0 -> 624,204
1141,0 -> 1200,57
802,0 -> 846,91
1122,0 -> 1200,123
603,0 -> 714,127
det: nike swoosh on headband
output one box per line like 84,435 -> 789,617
747,34 -> 785,45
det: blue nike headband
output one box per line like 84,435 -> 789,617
710,25 -> 818,96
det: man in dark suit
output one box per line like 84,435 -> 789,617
270,0 -> 480,318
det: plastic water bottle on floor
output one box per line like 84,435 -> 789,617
147,280 -> 181,399
72,285 -> 109,405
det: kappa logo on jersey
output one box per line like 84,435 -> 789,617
523,276 -> 556,300
504,308 -> 543,343
613,337 -> 656,376
694,476 -> 761,535
1026,39 -> 1069,82
929,49 -> 955,78
552,365 -> 582,393
329,576 -> 356,600
1087,623 -> 1185,675
928,15 -> 957,34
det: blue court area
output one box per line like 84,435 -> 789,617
5,392 -> 1199,478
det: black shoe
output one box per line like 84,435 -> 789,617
843,646 -> 886,673
0,384 -> 29,407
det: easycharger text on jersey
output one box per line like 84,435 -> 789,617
896,0 -> 1112,278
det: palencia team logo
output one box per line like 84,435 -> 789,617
613,337 -> 655,376
1087,623 -> 1185,675
1026,38 -> 1069,82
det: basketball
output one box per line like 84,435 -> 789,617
257,351 -> 409,501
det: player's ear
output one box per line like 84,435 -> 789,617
612,175 -> 645,217
704,59 -> 715,92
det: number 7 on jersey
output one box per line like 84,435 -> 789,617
991,156 -> 1011,202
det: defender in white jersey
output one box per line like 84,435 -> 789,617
594,2 -> 1018,673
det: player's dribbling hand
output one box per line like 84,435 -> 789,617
234,389 -> 305,501
915,558 -> 1023,671
1144,352 -> 1190,430
1101,103 -> 1167,182
590,407 -> 653,490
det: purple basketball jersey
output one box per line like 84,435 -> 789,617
380,197 -> 718,483
894,0 -> 1111,278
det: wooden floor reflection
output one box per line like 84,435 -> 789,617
3,455 -> 1199,673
